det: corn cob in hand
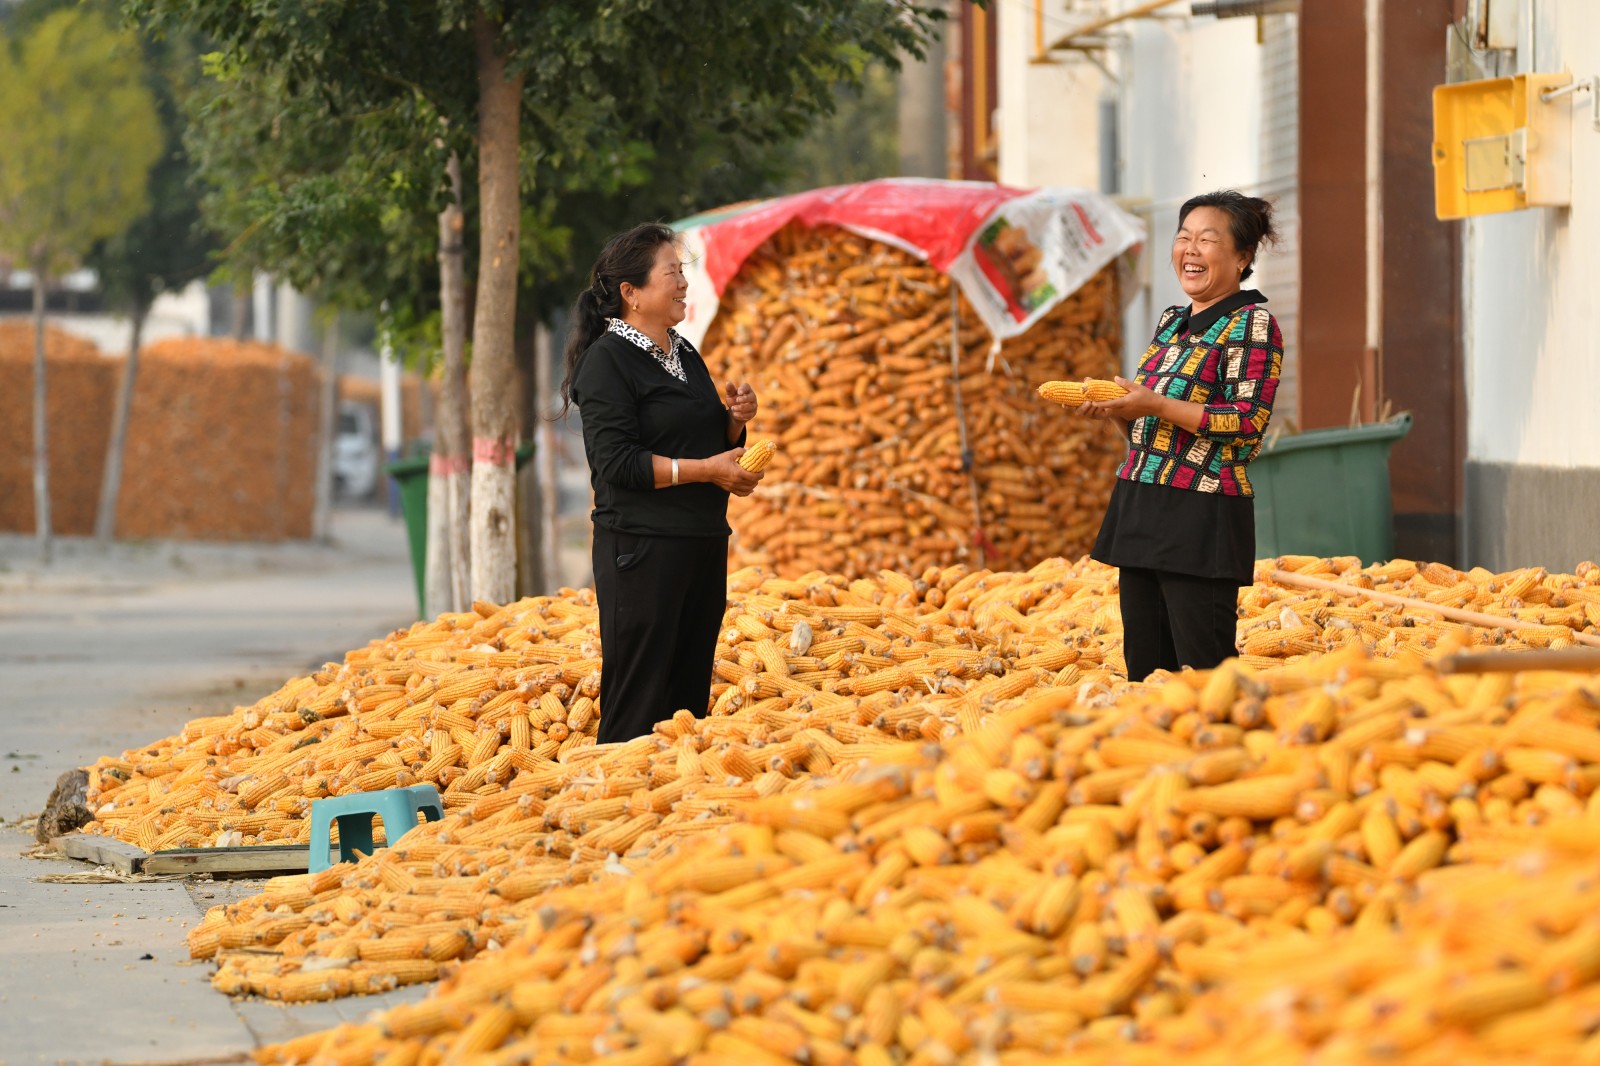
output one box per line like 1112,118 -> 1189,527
737,439 -> 778,473
1036,379 -> 1129,408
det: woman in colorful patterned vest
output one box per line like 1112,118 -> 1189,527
1078,191 -> 1283,681
559,223 -> 765,743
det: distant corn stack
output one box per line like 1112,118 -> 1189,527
699,223 -> 1126,578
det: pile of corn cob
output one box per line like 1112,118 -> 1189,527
81,556 -> 1594,857
67,556 -> 1579,1028
699,223 -> 1127,578
248,638 -> 1600,1065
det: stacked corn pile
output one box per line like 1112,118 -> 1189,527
77,556 -> 1600,857
0,328 -> 320,539
251,643 -> 1600,1064
0,323 -> 117,534
84,556 -> 1588,1017
1242,555 -> 1600,661
117,337 -> 319,540
698,224 -> 1126,579
1073,813 -> 1600,1065
169,557 -> 1130,1000
79,593 -> 611,852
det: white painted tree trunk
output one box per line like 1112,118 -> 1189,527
467,13 -> 523,607
30,262 -> 51,564
534,323 -> 561,590
432,152 -> 472,615
423,468 -> 452,618
94,306 -> 146,544
311,313 -> 339,543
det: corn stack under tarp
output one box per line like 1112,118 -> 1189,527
698,224 -> 1126,579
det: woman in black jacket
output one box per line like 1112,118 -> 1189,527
560,223 -> 764,744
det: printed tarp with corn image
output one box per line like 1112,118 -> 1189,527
680,179 -> 1146,578
67,548 -> 1600,1065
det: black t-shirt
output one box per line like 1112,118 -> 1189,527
570,326 -> 741,538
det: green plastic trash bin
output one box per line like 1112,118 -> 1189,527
1248,414 -> 1413,564
384,443 -> 535,618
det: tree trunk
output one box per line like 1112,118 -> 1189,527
230,281 -> 250,340
431,151 -> 472,616
31,258 -> 52,564
534,321 -> 561,589
311,311 -> 339,542
468,12 -> 524,607
513,321 -> 541,597
94,305 -> 147,544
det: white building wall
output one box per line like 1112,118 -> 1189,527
1115,16 -> 1283,372
1458,0 -> 1600,569
994,6 -> 1101,191
0,279 -> 212,355
1462,0 -> 1600,469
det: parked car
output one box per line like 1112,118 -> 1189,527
333,400 -> 380,500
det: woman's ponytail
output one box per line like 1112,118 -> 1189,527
556,222 -> 677,419
558,286 -> 610,417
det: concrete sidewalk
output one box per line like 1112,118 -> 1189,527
0,509 -> 431,1065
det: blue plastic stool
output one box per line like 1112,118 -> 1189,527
307,785 -> 444,872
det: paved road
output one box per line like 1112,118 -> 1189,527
0,509 -> 430,1065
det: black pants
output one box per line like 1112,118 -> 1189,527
591,526 -> 728,744
1118,566 -> 1241,682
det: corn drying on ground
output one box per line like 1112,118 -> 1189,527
66,555 -> 1600,1063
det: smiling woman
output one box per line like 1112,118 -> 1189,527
1074,190 -> 1283,681
558,223 -> 766,744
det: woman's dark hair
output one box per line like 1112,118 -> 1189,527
557,221 -> 677,417
1176,190 -> 1278,281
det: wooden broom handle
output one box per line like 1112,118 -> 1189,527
1266,569 -> 1600,650
1436,648 -> 1600,674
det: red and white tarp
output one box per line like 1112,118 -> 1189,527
674,178 -> 1145,349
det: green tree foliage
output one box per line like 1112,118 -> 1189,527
0,8 -> 162,276
126,0 -> 944,598
133,0 -> 942,328
768,61 -> 902,196
0,7 -> 163,560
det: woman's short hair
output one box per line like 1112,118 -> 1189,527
1177,190 -> 1278,281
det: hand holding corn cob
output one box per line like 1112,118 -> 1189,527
704,445 -> 767,497
735,438 -> 777,472
1037,378 -> 1130,408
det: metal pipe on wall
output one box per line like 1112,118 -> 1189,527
1363,0 -> 1383,423
1191,0 -> 1298,17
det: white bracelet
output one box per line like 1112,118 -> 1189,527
670,458 -> 679,486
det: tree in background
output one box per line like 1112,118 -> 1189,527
0,8 -> 162,562
89,26 -> 217,544
129,0 -> 945,604
767,60 -> 903,196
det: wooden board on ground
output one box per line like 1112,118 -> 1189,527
53,834 -> 149,875
52,835 -> 312,876
142,844 -> 310,876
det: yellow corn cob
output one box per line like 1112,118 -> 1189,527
737,438 -> 778,472
1036,378 -> 1129,407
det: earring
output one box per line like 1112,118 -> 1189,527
631,304 -> 638,312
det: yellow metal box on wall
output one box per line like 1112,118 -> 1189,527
1433,72 -> 1573,219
